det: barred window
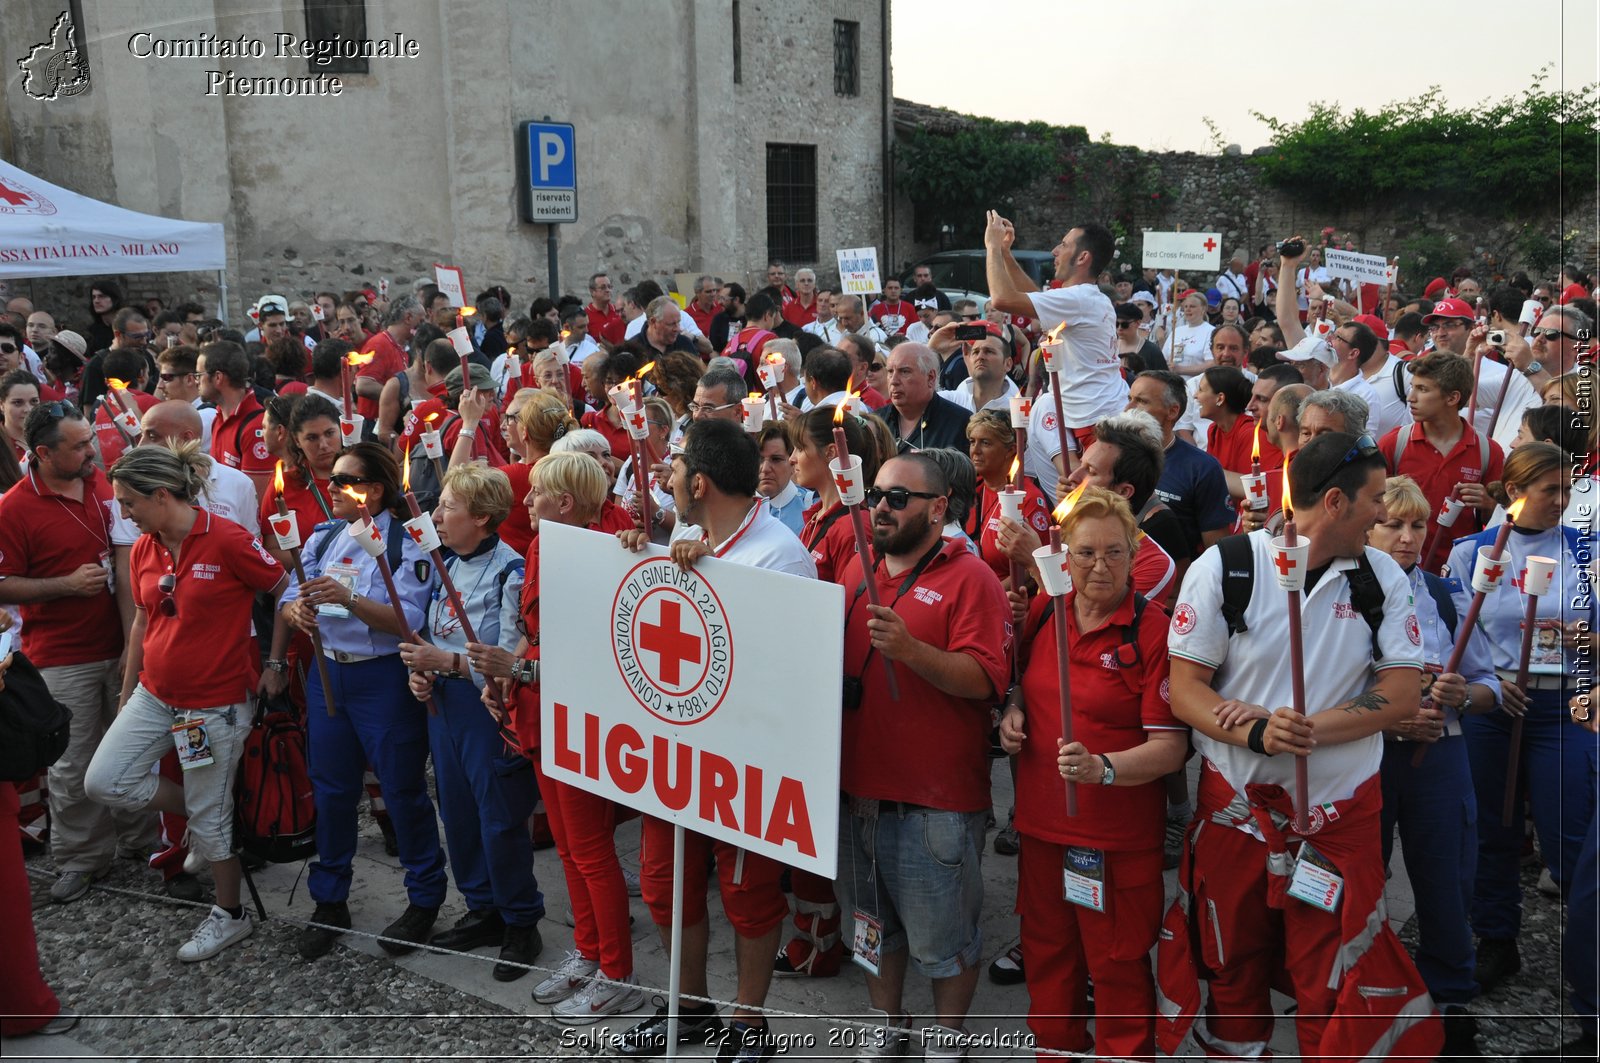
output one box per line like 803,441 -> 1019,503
833,20 -> 859,96
766,144 -> 817,263
304,0 -> 368,74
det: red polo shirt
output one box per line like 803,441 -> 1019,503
497,462 -> 535,556
685,300 -> 717,337
1379,419 -> 1504,557
580,409 -> 632,461
0,468 -> 121,666
782,295 -> 819,328
973,481 -> 1052,583
592,497 -> 639,535
1013,589 -> 1179,849
800,501 -> 858,585
94,388 -> 158,467
870,299 -> 915,337
586,302 -> 625,347
260,468 -> 335,546
1207,413 -> 1260,476
211,392 -> 273,476
131,510 -> 283,706
356,329 -> 408,421
509,532 -> 546,755
840,540 -> 1012,811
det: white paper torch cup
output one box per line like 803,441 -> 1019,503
403,514 -> 441,552
268,512 -> 300,551
1040,340 -> 1065,374
1033,546 -> 1072,596
347,518 -> 385,558
1269,535 -> 1310,591
998,489 -> 1025,524
419,428 -> 444,459
1436,497 -> 1466,528
340,414 -> 364,446
624,405 -> 651,440
1471,546 -> 1509,594
1523,555 -> 1557,597
829,455 -> 865,506
447,327 -> 473,356
1008,395 -> 1032,429
741,398 -> 766,433
757,362 -> 783,391
1241,472 -> 1269,511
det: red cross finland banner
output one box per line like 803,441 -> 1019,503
1141,231 -> 1224,272
538,521 -> 844,876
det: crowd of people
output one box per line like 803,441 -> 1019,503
0,222 -> 1593,1062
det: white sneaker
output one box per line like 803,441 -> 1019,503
621,866 -> 642,897
177,905 -> 254,962
533,949 -> 600,1004
852,1008 -> 912,1060
551,972 -> 644,1025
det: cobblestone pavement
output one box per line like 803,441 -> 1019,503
4,759 -> 1588,1061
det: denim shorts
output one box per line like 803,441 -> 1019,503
835,802 -> 986,978
84,685 -> 251,862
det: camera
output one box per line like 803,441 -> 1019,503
842,675 -> 863,711
1487,329 -> 1506,348
954,323 -> 989,341
1277,238 -> 1305,258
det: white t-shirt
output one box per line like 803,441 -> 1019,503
1023,387 -> 1070,501
1163,320 -> 1215,370
1215,270 -> 1250,304
1026,284 -> 1124,428
708,503 -> 817,579
1469,357 -> 1539,451
109,459 -> 261,546
1295,265 -> 1332,310
1334,372 -> 1388,436
940,375 -> 1019,413
1361,353 -> 1414,442
1167,532 -> 1421,815
624,308 -> 703,340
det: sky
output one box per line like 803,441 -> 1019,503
890,0 -> 1600,153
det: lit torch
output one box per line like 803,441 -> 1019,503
103,377 -> 140,445
1039,322 -> 1076,503
339,484 -> 435,714
341,349 -> 376,441
270,461 -> 337,716
1041,480 -> 1086,815
1280,465 -> 1310,831
833,404 -> 899,700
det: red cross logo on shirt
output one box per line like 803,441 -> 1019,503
639,599 -> 702,686
1273,551 -> 1296,578
1203,237 -> 1218,253
1481,561 -> 1505,584
0,181 -> 30,208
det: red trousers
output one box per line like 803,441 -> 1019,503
639,814 -> 787,937
533,759 -> 633,978
0,783 -> 60,1034
1017,833 -> 1164,1062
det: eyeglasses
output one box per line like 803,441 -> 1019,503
157,573 -> 177,617
686,401 -> 738,416
330,473 -> 375,488
865,486 -> 943,510
39,400 -> 78,421
1531,327 -> 1576,342
867,361 -> 886,372
647,419 -> 670,431
1306,434 -> 1380,498
157,371 -> 195,382
1067,547 -> 1130,568
1427,320 -> 1467,331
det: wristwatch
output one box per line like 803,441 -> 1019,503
1522,360 -> 1543,378
1097,754 -> 1116,785
264,658 -> 289,674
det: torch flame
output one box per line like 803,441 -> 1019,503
1044,322 -> 1067,345
833,403 -> 848,425
749,391 -> 763,400
1052,480 -> 1087,523
1251,421 -> 1262,463
402,445 -> 412,492
636,361 -> 656,379
1507,497 -> 1526,523
460,306 -> 477,318
424,411 -> 440,426
1281,464 -> 1293,518
273,461 -> 285,494
1008,457 -> 1021,481
559,329 -> 570,342
106,378 -> 130,391
346,350 -> 376,368
765,352 -> 784,365
339,484 -> 367,506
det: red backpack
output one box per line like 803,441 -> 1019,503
235,698 -> 316,863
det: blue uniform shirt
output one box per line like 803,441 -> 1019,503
1407,566 -> 1500,735
282,512 -> 434,657
422,535 -> 525,688
1445,523 -> 1596,675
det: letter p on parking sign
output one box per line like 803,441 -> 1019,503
518,120 -> 578,224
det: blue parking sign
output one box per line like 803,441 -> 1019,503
518,121 -> 577,224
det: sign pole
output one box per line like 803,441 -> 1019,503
665,822 -> 686,1060
548,224 -> 560,301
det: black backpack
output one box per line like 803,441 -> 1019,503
1216,533 -> 1387,657
0,650 -> 71,782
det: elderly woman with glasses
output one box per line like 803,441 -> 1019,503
87,442 -> 288,963
996,486 -> 1184,1061
273,442 -> 448,963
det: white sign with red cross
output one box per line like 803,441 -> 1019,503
1142,231 -> 1223,271
539,521 -> 843,876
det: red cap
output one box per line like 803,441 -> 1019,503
1559,282 -> 1589,305
1353,313 -> 1388,341
1423,277 -> 1449,299
1423,297 -> 1475,324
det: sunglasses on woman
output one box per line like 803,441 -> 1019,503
330,473 -> 375,488
157,573 -> 177,617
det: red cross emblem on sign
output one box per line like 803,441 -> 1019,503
1481,561 -> 1504,584
629,410 -> 646,432
0,181 -> 31,208
1273,551 -> 1296,578
1203,237 -> 1217,253
639,599 -> 702,685
1248,479 -> 1267,501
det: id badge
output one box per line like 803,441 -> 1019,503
319,561 -> 359,618
1529,619 -> 1564,675
100,549 -> 114,595
172,716 -> 214,770
1287,842 -> 1344,913
851,909 -> 884,975
1062,846 -> 1106,912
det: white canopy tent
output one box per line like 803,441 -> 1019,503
0,158 -> 228,313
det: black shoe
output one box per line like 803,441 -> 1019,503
993,825 -> 1020,856
431,909 -> 505,952
297,901 -> 351,960
988,942 -> 1025,985
1440,1005 -> 1482,1058
714,1020 -> 776,1063
615,997 -> 724,1057
493,922 -> 543,982
1474,936 -> 1521,993
164,872 -> 204,903
378,903 -> 439,956
378,816 -> 399,857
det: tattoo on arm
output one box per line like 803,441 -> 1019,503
1339,690 -> 1390,715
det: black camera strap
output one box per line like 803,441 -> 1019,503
844,537 -> 946,685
